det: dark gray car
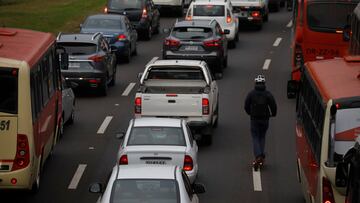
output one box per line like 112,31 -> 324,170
56,33 -> 117,96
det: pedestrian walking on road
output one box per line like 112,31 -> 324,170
244,75 -> 277,168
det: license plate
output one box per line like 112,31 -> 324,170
0,165 -> 9,171
145,160 -> 166,165
69,62 -> 80,68
184,46 -> 199,51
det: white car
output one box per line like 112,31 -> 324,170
60,77 -> 75,136
186,0 -> 239,48
117,118 -> 199,183
90,165 -> 206,203
153,0 -> 192,16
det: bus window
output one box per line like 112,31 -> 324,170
0,67 -> 18,114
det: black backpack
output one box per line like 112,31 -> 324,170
250,92 -> 268,118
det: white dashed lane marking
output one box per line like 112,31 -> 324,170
97,116 -> 113,134
68,164 -> 87,190
262,59 -> 271,70
273,37 -> 282,47
122,82 -> 136,96
252,168 -> 263,191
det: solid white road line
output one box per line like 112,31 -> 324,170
68,164 -> 87,190
287,20 -> 293,28
252,168 -> 263,191
122,82 -> 136,96
273,37 -> 282,47
97,116 -> 113,134
262,59 -> 271,70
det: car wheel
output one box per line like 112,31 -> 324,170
67,108 -> 75,125
144,26 -> 152,41
223,55 -> 228,68
264,12 -> 269,22
133,44 -> 138,56
228,40 -> 236,49
154,20 -> 160,34
213,103 -> 219,128
99,80 -> 108,96
124,47 -> 131,63
234,31 -> 239,42
109,70 -> 116,87
202,134 -> 212,145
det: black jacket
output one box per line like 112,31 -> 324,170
244,83 -> 277,120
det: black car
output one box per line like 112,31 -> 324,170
56,33 -> 117,96
80,14 -> 138,63
162,19 -> 229,74
105,0 -> 160,40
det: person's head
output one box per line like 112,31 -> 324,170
254,75 -> 266,90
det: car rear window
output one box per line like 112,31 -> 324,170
307,2 -> 357,32
172,27 -> 213,39
84,18 -> 123,30
128,127 -> 186,146
111,179 -> 179,203
108,0 -> 144,9
193,5 -> 225,16
58,43 -> 97,55
0,67 -> 18,114
146,67 -> 205,80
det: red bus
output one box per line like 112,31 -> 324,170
288,57 -> 360,203
290,0 -> 359,82
0,28 -> 67,191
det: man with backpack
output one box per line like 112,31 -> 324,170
244,75 -> 277,169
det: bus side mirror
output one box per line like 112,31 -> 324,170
335,162 -> 348,187
343,24 -> 351,42
60,53 -> 69,70
287,80 -> 299,99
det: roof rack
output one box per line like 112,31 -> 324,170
56,32 -> 62,41
91,32 -> 101,40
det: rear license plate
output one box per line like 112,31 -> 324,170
69,62 -> 80,68
0,165 -> 9,171
184,46 -> 199,51
145,160 -> 166,165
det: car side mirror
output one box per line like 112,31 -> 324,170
223,29 -> 230,35
193,183 -> 206,194
116,132 -> 125,139
89,183 -> 103,193
193,134 -> 202,141
60,53 -> 69,70
138,72 -> 143,79
163,28 -> 170,34
335,162 -> 348,187
287,80 -> 299,99
214,73 -> 223,80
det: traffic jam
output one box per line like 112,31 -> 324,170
0,0 -> 360,202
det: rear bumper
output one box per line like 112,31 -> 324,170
132,21 -> 150,32
238,16 -> 263,25
64,76 -> 106,90
111,42 -> 129,57
0,167 -> 32,189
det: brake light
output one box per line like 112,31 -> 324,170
12,134 -> 30,171
89,55 -> 104,62
203,39 -> 221,47
251,11 -> 260,18
118,34 -> 127,41
135,97 -> 142,114
104,7 -> 108,13
164,39 -> 180,47
142,8 -> 148,18
88,79 -> 101,84
202,98 -> 209,115
294,44 -> 303,68
183,155 -> 193,171
119,155 -> 128,165
322,177 -> 335,203
226,12 -> 232,23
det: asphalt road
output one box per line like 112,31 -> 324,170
2,8 -> 304,203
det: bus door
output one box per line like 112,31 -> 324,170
0,67 -> 19,172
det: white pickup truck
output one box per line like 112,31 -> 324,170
135,58 -> 219,144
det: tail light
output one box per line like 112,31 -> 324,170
294,44 -> 304,68
322,177 -> 335,203
12,134 -> 30,171
104,7 -> 108,13
202,98 -> 209,115
164,38 -> 180,47
118,34 -> 127,41
88,79 -> 101,84
119,155 -> 128,165
226,12 -> 232,23
89,55 -> 105,62
183,155 -> 193,171
203,39 -> 221,47
135,97 -> 142,114
142,8 -> 148,18
251,11 -> 260,18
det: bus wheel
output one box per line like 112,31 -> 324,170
31,156 -> 42,194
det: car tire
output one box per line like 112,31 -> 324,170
202,134 -> 212,145
154,20 -> 160,34
109,70 -> 116,87
228,40 -> 236,49
264,12 -> 269,22
213,103 -> 219,128
223,55 -> 228,68
144,26 -> 152,41
234,31 -> 239,42
133,45 -> 138,56
67,109 -> 75,125
99,80 -> 108,96
124,47 -> 131,63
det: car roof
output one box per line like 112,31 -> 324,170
151,59 -> 204,67
116,165 -> 177,180
192,0 -> 229,5
57,33 -> 101,43
133,118 -> 182,128
86,14 -> 125,20
175,20 -> 215,28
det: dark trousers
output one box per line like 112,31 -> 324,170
251,119 -> 269,158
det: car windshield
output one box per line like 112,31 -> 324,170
84,18 -> 123,30
127,127 -> 186,146
58,43 -> 97,55
172,27 -> 213,39
193,5 -> 225,16
110,179 -> 179,203
0,67 -> 18,114
108,0 -> 144,9
307,2 -> 357,32
146,67 -> 205,80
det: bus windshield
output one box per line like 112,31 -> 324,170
0,67 -> 18,114
307,2 -> 357,32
